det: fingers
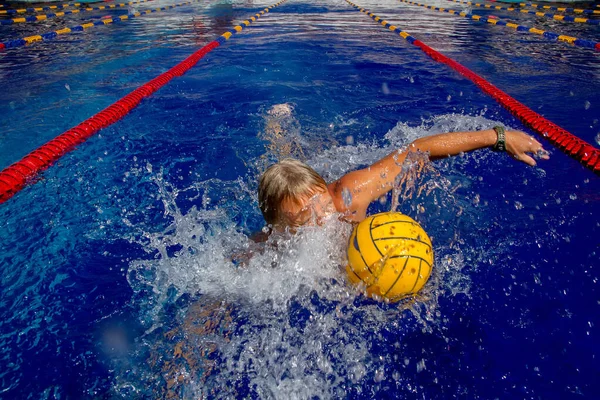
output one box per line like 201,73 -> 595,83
530,140 -> 550,160
527,137 -> 542,150
505,130 -> 550,166
522,135 -> 550,162
517,153 -> 537,166
535,149 -> 550,160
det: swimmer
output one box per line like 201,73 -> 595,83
257,125 -> 550,234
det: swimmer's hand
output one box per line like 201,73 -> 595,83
506,130 -> 550,167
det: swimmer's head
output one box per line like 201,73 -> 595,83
258,158 -> 335,229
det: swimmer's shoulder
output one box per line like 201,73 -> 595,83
326,181 -> 366,223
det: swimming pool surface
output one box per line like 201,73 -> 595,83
1,0 -> 599,398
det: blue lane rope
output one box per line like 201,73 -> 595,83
397,0 -> 600,51
0,2 -> 88,14
512,1 -> 600,15
0,0 -> 155,25
0,1 -> 198,50
444,0 -> 600,25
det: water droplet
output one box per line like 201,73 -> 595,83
374,368 -> 385,382
416,359 -> 426,372
584,101 -> 591,110
382,82 -> 390,95
342,187 -> 353,207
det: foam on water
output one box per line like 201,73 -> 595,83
119,113 -> 517,398
128,205 -> 352,312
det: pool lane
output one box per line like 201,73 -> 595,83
0,0 -> 199,49
0,0 -> 288,204
443,0 -> 600,26
396,0 -> 600,50
0,0 -> 156,26
344,0 -> 600,174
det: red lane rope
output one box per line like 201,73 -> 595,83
412,40 -> 600,174
0,41 -> 220,204
345,1 -> 600,175
0,0 -> 287,204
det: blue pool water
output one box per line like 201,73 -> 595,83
1,0 -> 600,398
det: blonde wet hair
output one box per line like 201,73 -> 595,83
258,158 -> 327,226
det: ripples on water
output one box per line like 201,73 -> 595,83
1,0 -> 599,398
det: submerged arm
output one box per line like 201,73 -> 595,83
328,128 -> 548,220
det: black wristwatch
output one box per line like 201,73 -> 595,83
492,126 -> 506,152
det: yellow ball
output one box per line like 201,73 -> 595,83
346,212 -> 434,302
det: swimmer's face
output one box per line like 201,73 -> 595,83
277,187 -> 336,230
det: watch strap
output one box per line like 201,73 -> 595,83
492,126 -> 506,152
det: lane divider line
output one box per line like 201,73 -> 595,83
0,2 -> 86,14
0,1 -> 287,204
397,0 -> 600,51
444,0 -> 600,25
345,0 -> 600,174
1,1 -> 196,50
514,1 -> 600,15
0,0 -> 155,25
0,2 -> 120,15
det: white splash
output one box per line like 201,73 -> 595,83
120,113 -> 510,397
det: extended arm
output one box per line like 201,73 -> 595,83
328,128 -> 548,220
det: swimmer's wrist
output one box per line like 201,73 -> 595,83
492,126 -> 506,152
